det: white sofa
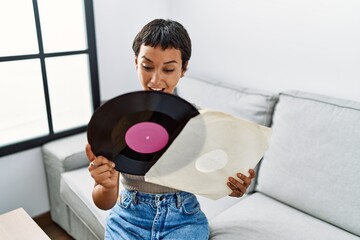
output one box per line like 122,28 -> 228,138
42,77 -> 360,239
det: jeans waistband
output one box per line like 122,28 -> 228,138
121,189 -> 195,208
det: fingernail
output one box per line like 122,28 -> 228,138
237,173 -> 242,177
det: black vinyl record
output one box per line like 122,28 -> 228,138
87,91 -> 199,175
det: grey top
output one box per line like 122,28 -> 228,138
120,173 -> 179,194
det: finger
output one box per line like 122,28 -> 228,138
96,156 -> 115,167
88,159 -> 98,172
227,181 -> 237,191
227,182 -> 238,196
90,156 -> 114,169
230,190 -> 243,198
227,182 -> 243,197
88,156 -> 115,176
227,179 -> 246,195
88,161 -> 97,172
85,144 -> 96,162
92,168 -> 113,182
248,169 -> 256,179
96,171 -> 119,189
228,191 -> 238,197
235,180 -> 247,193
236,173 -> 251,187
90,162 -> 116,180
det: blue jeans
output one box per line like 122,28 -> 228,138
105,190 -> 209,240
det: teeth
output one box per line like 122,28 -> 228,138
149,87 -> 164,91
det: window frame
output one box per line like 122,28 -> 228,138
0,0 -> 100,157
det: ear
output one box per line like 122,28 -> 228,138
181,61 -> 188,78
135,57 -> 138,70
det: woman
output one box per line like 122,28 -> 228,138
86,18 -> 255,240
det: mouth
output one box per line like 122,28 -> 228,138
148,87 -> 165,92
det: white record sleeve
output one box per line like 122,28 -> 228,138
145,109 -> 272,200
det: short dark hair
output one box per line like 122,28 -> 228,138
132,19 -> 192,71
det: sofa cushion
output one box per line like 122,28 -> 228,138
196,195 -> 244,220
176,76 -> 278,127
210,193 -> 359,240
60,166 -> 108,239
256,91 -> 360,236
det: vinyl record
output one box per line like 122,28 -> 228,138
87,91 -> 199,175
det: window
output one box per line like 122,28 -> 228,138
0,0 -> 100,156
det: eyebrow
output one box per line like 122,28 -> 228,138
142,56 -> 178,65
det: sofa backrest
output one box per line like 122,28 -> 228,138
256,91 -> 360,236
176,76 -> 278,127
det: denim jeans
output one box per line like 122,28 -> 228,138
105,190 -> 209,240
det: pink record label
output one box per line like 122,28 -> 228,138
125,122 -> 169,154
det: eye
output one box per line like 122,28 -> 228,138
141,65 -> 153,71
163,69 -> 175,73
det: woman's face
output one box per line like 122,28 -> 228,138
135,45 -> 186,94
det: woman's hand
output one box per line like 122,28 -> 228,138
227,169 -> 256,198
86,144 -> 118,190
86,144 -> 119,210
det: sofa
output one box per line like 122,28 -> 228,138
42,76 -> 360,239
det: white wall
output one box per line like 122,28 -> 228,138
93,0 -> 169,100
168,0 -> 360,102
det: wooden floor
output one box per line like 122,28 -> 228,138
33,212 -> 74,240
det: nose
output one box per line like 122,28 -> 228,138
150,71 -> 162,85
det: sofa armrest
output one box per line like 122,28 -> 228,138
42,132 -> 88,232
42,132 -> 88,172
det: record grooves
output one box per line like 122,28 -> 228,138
87,91 -> 199,175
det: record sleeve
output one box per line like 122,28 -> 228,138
145,109 -> 272,199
